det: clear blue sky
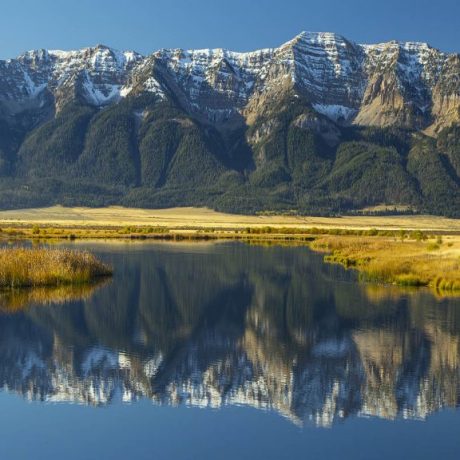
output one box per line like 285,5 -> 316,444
1,0 -> 459,59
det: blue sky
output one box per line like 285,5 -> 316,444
1,0 -> 459,58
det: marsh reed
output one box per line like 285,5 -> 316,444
311,236 -> 460,293
0,248 -> 112,288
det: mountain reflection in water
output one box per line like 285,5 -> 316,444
0,241 -> 458,427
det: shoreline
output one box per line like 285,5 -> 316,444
0,206 -> 459,295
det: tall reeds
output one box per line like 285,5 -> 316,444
312,236 -> 460,293
0,248 -> 112,288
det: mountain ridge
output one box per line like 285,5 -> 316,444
0,31 -> 459,215
5,31 -> 459,129
11,31 -> 448,65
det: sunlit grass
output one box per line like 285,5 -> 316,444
0,248 -> 112,288
312,236 -> 460,294
1,213 -> 460,297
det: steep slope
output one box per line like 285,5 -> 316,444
0,32 -> 459,215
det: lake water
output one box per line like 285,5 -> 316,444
0,241 -> 459,459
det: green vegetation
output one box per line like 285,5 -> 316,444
0,221 -> 439,242
437,124 -> 460,178
0,94 -> 458,216
427,242 -> 440,251
407,135 -> 459,217
0,248 -> 112,288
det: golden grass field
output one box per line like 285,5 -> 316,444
0,205 -> 459,231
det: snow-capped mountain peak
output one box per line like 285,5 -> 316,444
0,31 -> 458,130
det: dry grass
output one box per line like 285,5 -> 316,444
0,206 -> 459,296
0,205 -> 459,232
0,248 -> 112,288
311,235 -> 460,294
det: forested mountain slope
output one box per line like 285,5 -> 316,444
0,32 -> 459,215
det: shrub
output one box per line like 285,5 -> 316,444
427,242 -> 440,251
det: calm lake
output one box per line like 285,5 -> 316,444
0,241 -> 459,459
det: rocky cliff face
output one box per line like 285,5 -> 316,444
2,32 -> 458,131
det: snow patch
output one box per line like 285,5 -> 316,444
144,354 -> 164,378
143,76 -> 165,98
120,85 -> 133,97
23,71 -> 47,97
313,103 -> 357,122
83,73 -> 121,105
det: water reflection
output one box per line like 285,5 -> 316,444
0,281 -> 109,312
0,242 -> 459,427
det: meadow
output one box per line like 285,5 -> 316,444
0,205 -> 459,231
0,206 -> 459,294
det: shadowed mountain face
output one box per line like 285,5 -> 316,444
0,32 -> 459,215
0,241 -> 459,427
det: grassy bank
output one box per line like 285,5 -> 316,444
0,248 -> 112,288
311,235 -> 460,293
0,206 -> 459,295
0,223 -> 457,243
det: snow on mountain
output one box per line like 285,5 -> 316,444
0,32 -> 458,130
312,103 -> 357,122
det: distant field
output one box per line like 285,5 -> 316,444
1,205 -> 459,294
0,206 -> 459,232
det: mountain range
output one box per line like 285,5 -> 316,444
0,32 -> 459,215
